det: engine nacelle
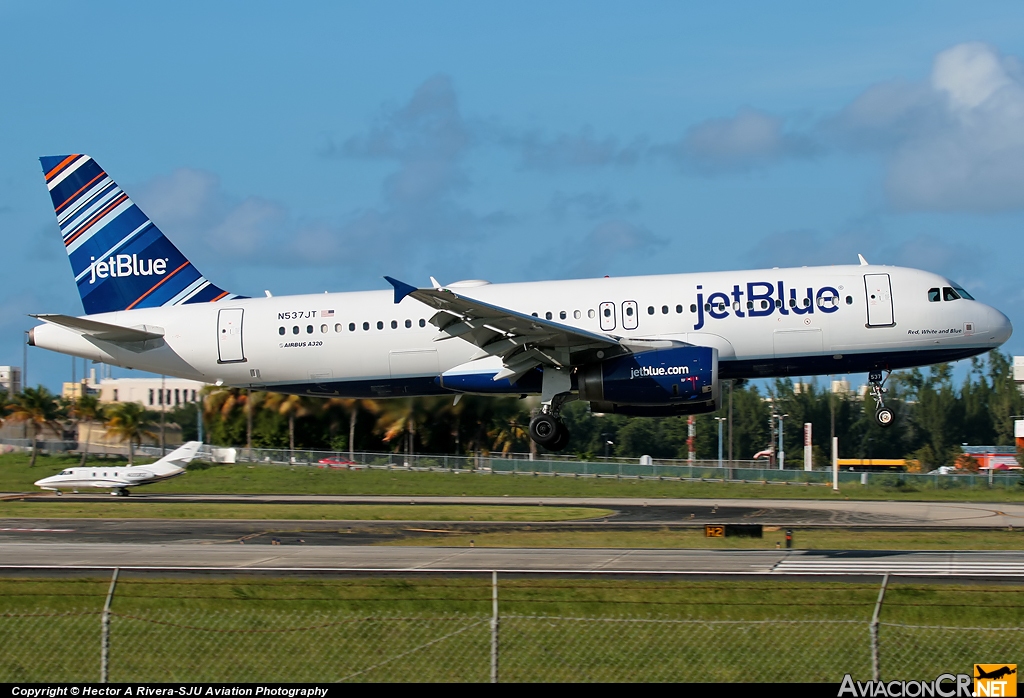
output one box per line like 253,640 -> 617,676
578,345 -> 719,409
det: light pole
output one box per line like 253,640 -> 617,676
778,413 -> 788,470
715,416 -> 726,468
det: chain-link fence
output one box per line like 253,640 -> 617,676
2,572 -> 1021,682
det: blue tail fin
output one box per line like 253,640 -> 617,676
40,154 -> 242,315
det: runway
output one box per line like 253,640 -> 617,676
7,493 -> 1024,527
2,542 -> 1023,577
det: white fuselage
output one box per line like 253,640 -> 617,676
33,463 -> 184,491
30,264 -> 1012,397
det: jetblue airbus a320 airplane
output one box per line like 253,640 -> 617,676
28,155 -> 1012,450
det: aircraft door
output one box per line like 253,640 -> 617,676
621,301 -> 638,330
599,302 -> 616,331
864,274 -> 895,327
217,308 -> 246,363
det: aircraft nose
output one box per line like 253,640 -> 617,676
984,305 -> 1013,346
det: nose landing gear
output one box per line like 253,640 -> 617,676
868,369 -> 894,427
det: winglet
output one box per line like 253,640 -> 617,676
858,254 -> 869,266
384,276 -> 418,304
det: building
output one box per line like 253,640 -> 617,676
62,371 -> 208,413
961,446 -> 1020,470
0,366 -> 21,395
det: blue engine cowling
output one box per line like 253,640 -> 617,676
578,345 -> 719,409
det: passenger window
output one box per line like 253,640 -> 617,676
377,321 -> 384,330
573,310 -> 581,319
677,305 -> 684,314
545,312 -> 552,320
363,322 -> 370,331
690,304 -> 697,313
733,301 -> 741,311
335,323 -> 342,332
661,305 -> 668,314
788,298 -> 796,308
349,323 -> 356,331
532,312 -> 538,317
292,326 -> 299,334
405,319 -> 412,328
419,319 -> 426,327
746,301 -> 753,310
603,308 -> 611,317
306,325 -> 313,334
588,309 -> 596,319
716,303 -> 725,311
647,306 -> 655,315
845,296 -> 853,305
559,311 -> 566,320
928,288 -> 940,302
278,327 -> 285,335
391,320 -> 398,329
760,300 -> 769,310
704,303 -> 711,311
321,324 -> 328,333
625,306 -> 634,317
943,287 -> 960,301
775,300 -> 781,308
803,298 -> 810,307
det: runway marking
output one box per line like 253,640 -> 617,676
0,527 -> 74,533
772,559 -> 1024,576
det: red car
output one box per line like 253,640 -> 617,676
317,457 -> 358,469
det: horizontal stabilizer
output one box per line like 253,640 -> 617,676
31,314 -> 164,342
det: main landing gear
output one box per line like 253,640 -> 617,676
529,367 -> 573,451
529,410 -> 570,451
868,369 -> 894,428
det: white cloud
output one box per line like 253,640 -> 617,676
832,42 -> 1024,211
671,108 -> 816,171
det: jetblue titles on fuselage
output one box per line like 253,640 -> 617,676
692,281 -> 840,330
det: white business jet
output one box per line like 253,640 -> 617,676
28,155 -> 1012,450
34,441 -> 201,496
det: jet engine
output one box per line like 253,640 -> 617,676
578,345 -> 719,414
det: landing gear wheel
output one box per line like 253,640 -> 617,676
529,413 -> 561,449
875,408 -> 894,428
549,422 -> 571,452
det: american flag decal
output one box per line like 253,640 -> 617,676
321,310 -> 335,317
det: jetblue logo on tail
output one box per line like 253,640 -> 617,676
89,255 -> 168,284
40,154 -> 242,315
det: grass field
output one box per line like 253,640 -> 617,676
1,574 -> 1020,682
4,453 -> 1023,501
0,501 -> 611,521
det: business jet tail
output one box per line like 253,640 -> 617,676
39,155 -> 242,315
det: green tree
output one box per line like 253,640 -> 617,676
7,387 -> 65,467
104,402 -> 157,465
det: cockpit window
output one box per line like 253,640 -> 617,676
952,286 -> 975,300
928,288 -> 940,302
942,287 -> 960,301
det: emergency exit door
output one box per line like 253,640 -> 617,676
864,274 -> 895,327
217,308 -> 246,363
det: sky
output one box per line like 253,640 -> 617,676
3,1 -> 1024,391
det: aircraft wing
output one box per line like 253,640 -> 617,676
385,276 -> 630,382
31,314 -> 164,342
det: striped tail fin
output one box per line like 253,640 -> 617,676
40,154 -> 242,315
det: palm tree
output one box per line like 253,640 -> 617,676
263,393 -> 312,460
104,402 -> 157,465
7,387 -> 64,467
324,398 -> 379,460
70,393 -> 104,466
